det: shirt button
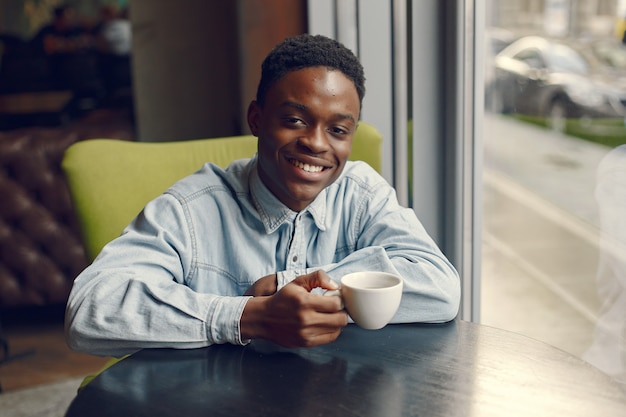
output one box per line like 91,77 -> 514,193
292,255 -> 298,262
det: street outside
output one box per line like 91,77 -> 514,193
480,112 -> 615,359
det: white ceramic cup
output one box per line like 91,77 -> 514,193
326,271 -> 403,330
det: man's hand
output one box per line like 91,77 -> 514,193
244,273 -> 277,296
241,270 -> 347,348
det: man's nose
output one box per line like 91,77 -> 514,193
298,127 -> 329,153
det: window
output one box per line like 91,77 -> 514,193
481,0 -> 626,385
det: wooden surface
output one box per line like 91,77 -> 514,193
0,91 -> 72,114
66,320 -> 626,417
0,306 -> 108,392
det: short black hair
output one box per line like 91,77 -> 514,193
256,34 -> 365,108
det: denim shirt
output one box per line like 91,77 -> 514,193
66,156 -> 460,357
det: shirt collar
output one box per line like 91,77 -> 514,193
249,156 -> 327,234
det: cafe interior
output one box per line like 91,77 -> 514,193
1,0 -> 626,416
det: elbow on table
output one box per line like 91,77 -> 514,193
65,318 -> 128,357
441,275 -> 462,322
64,305 -> 106,356
440,292 -> 461,322
399,283 -> 460,324
425,273 -> 461,323
64,313 -> 92,354
418,296 -> 460,324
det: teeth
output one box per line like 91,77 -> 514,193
291,159 -> 323,173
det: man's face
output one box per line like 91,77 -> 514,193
248,66 -> 360,212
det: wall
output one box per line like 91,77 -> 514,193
130,0 -> 240,141
237,0 -> 307,133
130,0 -> 307,142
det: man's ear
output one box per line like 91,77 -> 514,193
247,101 -> 261,137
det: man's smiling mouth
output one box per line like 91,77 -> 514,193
289,158 -> 325,173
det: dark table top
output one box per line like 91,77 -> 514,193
66,320 -> 626,417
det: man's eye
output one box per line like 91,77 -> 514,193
285,117 -> 303,125
330,126 -> 349,136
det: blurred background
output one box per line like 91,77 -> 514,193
482,0 -> 626,386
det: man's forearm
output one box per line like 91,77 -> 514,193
66,273 -> 249,356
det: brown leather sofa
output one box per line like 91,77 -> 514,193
0,110 -> 134,309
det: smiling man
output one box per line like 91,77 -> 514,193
65,34 -> 460,356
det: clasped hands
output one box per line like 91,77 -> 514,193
240,270 -> 348,348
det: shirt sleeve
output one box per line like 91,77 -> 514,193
65,193 -> 251,357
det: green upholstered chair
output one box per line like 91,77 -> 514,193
62,122 -> 382,262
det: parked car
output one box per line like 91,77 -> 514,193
484,27 -> 516,112
491,35 -> 626,131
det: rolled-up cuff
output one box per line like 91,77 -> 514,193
207,295 -> 252,346
276,270 -> 300,290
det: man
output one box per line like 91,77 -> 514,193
65,34 -> 460,357
33,5 -> 103,105
33,5 -> 91,56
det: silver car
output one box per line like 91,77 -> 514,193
492,35 -> 626,131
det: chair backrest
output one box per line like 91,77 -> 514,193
62,122 -> 383,261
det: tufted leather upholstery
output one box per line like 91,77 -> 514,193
0,111 -> 134,308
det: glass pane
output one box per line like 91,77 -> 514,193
481,0 -> 626,386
